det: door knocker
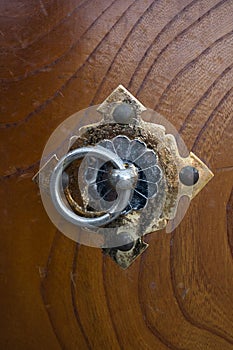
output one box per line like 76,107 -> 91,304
33,85 -> 214,269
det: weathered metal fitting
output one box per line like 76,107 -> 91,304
33,85 -> 214,269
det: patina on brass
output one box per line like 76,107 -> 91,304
34,85 -> 214,269
63,86 -> 213,268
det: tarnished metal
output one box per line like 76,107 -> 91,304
34,85 -> 214,269
49,146 -> 132,228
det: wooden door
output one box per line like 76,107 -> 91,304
1,1 -> 233,349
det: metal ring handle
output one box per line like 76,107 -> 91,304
49,146 -> 132,228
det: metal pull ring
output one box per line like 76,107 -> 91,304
34,85 -> 214,268
49,146 -> 133,228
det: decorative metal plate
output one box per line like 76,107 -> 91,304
34,85 -> 214,269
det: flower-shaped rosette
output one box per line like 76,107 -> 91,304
82,135 -> 163,215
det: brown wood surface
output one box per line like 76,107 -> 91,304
0,0 -> 233,349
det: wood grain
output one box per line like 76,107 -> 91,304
0,0 -> 233,349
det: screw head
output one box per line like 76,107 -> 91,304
112,103 -> 135,124
179,166 -> 199,186
115,232 -> 135,251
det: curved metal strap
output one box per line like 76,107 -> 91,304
49,146 -> 132,228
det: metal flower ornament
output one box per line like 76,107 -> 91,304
34,85 -> 214,268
